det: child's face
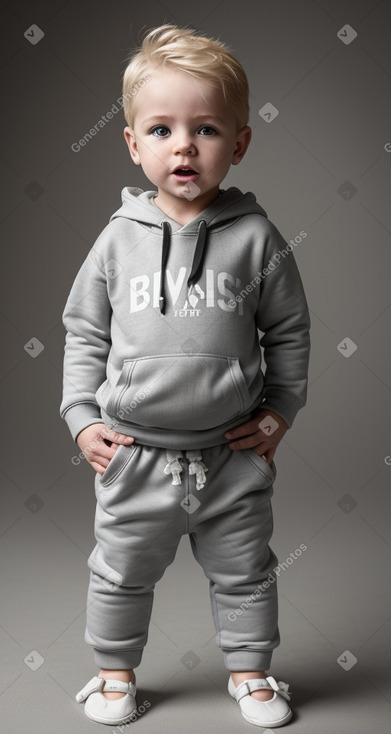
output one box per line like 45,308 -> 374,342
124,67 -> 251,220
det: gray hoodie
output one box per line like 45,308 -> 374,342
60,186 -> 311,449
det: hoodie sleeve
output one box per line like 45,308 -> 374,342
255,221 -> 311,428
59,245 -> 112,442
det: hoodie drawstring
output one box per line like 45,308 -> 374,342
164,449 -> 208,490
159,220 -> 208,316
186,220 -> 208,289
159,222 -> 171,315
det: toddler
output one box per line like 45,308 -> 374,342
60,23 -> 310,727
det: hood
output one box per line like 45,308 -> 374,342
109,186 -> 268,316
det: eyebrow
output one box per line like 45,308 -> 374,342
143,114 -> 226,124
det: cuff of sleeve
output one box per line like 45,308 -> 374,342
61,402 -> 104,443
257,388 -> 306,428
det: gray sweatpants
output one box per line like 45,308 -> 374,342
84,441 -> 280,672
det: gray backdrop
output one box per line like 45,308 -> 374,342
1,1 -> 390,732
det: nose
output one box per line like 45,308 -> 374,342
172,132 -> 196,155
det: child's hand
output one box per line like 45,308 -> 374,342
224,409 -> 289,466
76,423 -> 134,475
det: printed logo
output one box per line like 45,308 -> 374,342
129,268 -> 244,315
175,283 -> 204,317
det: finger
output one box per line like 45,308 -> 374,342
227,434 -> 268,451
225,418 -> 260,440
100,427 -> 134,444
95,442 -> 125,468
262,449 -> 275,466
91,461 -> 107,475
94,445 -> 118,463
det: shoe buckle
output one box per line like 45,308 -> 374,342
244,681 -> 252,697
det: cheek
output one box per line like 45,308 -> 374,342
144,157 -> 166,176
211,144 -> 232,166
142,143 -> 165,163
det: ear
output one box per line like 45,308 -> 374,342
124,127 -> 141,166
231,125 -> 252,165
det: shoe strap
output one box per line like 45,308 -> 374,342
102,679 -> 136,696
75,675 -> 136,703
233,676 -> 291,703
233,678 -> 272,703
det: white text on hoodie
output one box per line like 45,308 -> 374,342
130,267 -> 245,315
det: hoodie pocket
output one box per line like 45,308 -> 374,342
106,353 -> 251,431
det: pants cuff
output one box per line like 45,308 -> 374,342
93,647 -> 143,669
223,649 -> 273,672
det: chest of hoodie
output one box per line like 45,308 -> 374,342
98,219 -> 268,354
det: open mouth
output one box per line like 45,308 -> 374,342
173,168 -> 199,179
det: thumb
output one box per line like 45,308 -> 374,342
262,449 -> 275,466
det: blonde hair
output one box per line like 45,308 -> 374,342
122,24 -> 249,131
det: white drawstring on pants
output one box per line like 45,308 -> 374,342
164,449 -> 208,490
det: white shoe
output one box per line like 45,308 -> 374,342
228,675 -> 292,727
75,675 -> 137,725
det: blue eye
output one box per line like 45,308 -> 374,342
151,126 -> 169,137
150,125 -> 217,137
199,126 -> 216,135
